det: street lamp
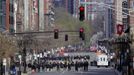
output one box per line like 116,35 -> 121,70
23,47 -> 27,73
18,54 -> 22,75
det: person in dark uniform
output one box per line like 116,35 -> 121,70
41,62 -> 45,71
85,60 -> 89,71
56,62 -> 60,71
49,62 -> 51,71
37,63 -> 40,72
68,62 -> 71,71
83,61 -> 86,71
75,61 -> 78,71
46,62 -> 49,71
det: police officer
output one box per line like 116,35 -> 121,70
83,61 -> 85,71
68,61 -> 71,71
86,60 -> 89,71
75,61 -> 78,71
56,62 -> 60,71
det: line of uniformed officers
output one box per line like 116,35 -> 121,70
27,59 -> 89,72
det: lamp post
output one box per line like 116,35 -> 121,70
23,47 -> 27,73
18,54 -> 22,75
0,58 -> 3,75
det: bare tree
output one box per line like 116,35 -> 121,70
0,33 -> 18,58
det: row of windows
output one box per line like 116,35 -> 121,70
10,3 -> 14,12
0,15 -> 14,32
131,1 -> 134,9
1,1 -> 6,12
0,1 -> 2,10
0,1 -> 14,12
9,16 -> 14,24
0,15 -> 14,25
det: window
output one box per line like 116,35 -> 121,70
0,15 -> 2,25
103,58 -> 105,61
9,3 -> 14,12
0,1 -> 2,11
2,15 -> 5,28
9,16 -> 14,24
2,1 -> 6,13
130,1 -> 134,8
100,58 -> 102,61
122,1 -> 128,15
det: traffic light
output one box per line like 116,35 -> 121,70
79,28 -> 84,38
65,34 -> 68,41
79,6 -> 85,21
54,29 -> 59,39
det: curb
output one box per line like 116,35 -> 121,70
114,69 -> 122,75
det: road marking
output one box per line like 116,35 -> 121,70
60,69 -> 66,75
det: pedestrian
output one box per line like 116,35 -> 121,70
10,65 -> 16,75
31,65 -> 36,73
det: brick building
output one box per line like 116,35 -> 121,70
0,0 -> 14,33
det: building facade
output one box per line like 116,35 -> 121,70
104,0 -> 115,38
44,0 -> 54,29
39,0 -> 45,31
53,0 -> 74,14
114,0 -> 123,36
129,0 -> 134,56
73,0 -> 79,18
0,0 -> 14,33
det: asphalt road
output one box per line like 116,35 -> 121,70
29,67 -> 118,75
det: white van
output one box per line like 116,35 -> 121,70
96,54 -> 109,67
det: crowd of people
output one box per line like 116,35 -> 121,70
26,56 -> 90,72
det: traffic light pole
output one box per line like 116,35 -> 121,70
10,30 -> 79,35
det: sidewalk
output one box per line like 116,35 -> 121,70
114,69 -> 122,75
22,73 -> 28,75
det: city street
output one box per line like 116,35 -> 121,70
29,67 -> 118,75
0,0 -> 134,75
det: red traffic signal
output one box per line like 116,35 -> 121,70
79,6 -> 85,21
79,6 -> 84,11
54,29 -> 59,39
116,24 -> 124,36
80,28 -> 84,32
79,28 -> 84,38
